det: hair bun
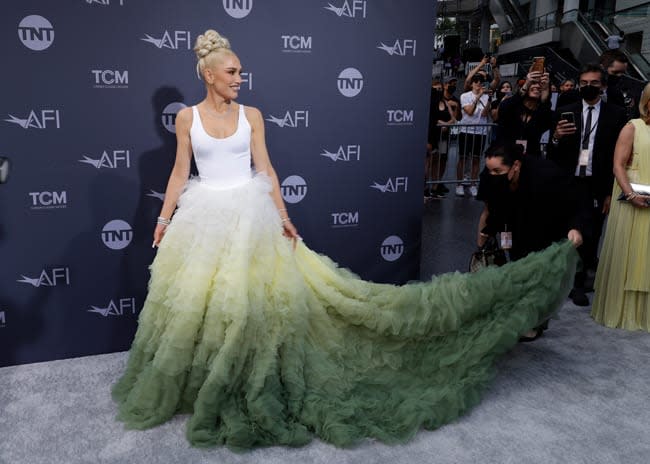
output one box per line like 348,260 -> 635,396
194,29 -> 231,60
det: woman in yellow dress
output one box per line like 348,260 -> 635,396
592,82 -> 650,330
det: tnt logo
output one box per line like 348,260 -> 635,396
91,70 -> 128,88
337,68 -> 363,97
241,72 -> 253,90
101,219 -> 133,250
0,311 -> 5,327
282,35 -> 312,53
18,15 -> 54,51
370,177 -> 408,193
223,0 -> 253,18
281,175 -> 308,204
88,298 -> 136,317
386,109 -> 414,126
162,102 -> 187,133
320,145 -> 361,162
266,111 -> 309,128
29,191 -> 67,210
324,0 -> 367,18
146,189 -> 165,201
378,39 -> 417,56
141,30 -> 191,49
381,236 -> 404,262
79,150 -> 131,169
17,267 -> 71,287
4,110 -> 61,129
86,0 -> 125,5
331,211 -> 359,228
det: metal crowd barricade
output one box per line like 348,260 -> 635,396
426,122 -> 497,191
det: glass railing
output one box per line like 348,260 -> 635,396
500,11 -> 560,42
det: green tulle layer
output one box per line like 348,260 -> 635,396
112,179 -> 578,450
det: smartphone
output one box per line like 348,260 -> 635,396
530,56 -> 545,73
560,111 -> 575,125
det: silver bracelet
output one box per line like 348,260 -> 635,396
281,217 -> 291,223
157,216 -> 171,226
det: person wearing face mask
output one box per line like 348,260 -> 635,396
476,143 -> 585,339
548,63 -> 628,307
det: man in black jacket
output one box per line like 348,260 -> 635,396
548,63 -> 628,306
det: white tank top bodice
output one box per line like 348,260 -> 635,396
190,104 -> 252,189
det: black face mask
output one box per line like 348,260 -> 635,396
447,85 -> 457,94
432,88 -> 443,97
579,85 -> 601,101
488,172 -> 511,195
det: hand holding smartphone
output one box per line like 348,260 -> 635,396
560,112 -> 575,125
530,56 -> 545,73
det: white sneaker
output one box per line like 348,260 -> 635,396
455,185 -> 465,196
470,185 -> 478,197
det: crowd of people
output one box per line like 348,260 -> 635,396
427,49 -> 650,332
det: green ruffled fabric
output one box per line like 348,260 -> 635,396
112,179 -> 578,450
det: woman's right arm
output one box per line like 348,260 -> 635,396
477,204 -> 490,247
153,107 -> 193,246
613,122 -> 649,208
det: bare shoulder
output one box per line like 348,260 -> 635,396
175,106 -> 193,125
243,105 -> 263,121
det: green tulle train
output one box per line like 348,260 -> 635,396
112,225 -> 577,450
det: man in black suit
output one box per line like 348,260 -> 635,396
548,63 -> 628,306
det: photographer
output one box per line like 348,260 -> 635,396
463,54 -> 501,92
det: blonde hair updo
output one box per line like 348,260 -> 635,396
194,29 -> 232,80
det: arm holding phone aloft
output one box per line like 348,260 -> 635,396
463,56 -> 489,91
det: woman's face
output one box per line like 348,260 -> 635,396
527,83 -> 542,99
500,82 -> 512,93
206,53 -> 243,100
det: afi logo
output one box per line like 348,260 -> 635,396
281,175 -> 308,204
223,0 -> 253,18
91,70 -> 128,88
370,177 -> 408,193
337,68 -> 363,97
162,102 -> 187,133
378,39 -> 417,56
101,219 -> 133,250
88,298 -> 136,317
17,267 -> 70,287
4,110 -> 60,129
86,0 -> 125,5
386,109 -> 414,125
381,236 -> 404,262
146,189 -> 165,201
241,72 -> 253,90
141,31 -> 191,49
282,35 -> 312,53
18,15 -> 54,51
324,0 -> 367,18
331,211 -> 359,228
79,150 -> 130,169
320,145 -> 361,162
266,111 -> 309,128
29,191 -> 67,209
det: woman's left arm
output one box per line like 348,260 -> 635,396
248,106 -> 300,241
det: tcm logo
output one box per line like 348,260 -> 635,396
370,177 -> 408,193
337,68 -> 363,98
4,110 -> 61,129
381,235 -> 404,262
266,110 -> 309,128
18,15 -> 54,51
86,0 -> 125,5
146,189 -> 165,201
386,109 -> 414,126
88,298 -> 136,317
282,35 -> 312,53
378,39 -> 417,56
141,30 -> 191,50
281,175 -> 307,204
162,102 -> 187,133
17,267 -> 71,287
324,0 -> 367,18
91,70 -> 128,88
320,145 -> 361,162
79,150 -> 131,169
223,0 -> 253,18
29,191 -> 67,210
241,72 -> 253,90
331,211 -> 359,228
101,219 -> 133,250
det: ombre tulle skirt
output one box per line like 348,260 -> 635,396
112,175 -> 578,450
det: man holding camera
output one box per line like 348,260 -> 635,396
548,64 -> 628,306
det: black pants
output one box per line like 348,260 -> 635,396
574,176 -> 606,287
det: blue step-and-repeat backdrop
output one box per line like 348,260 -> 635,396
0,0 -> 436,367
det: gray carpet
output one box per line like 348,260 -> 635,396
2,198 -> 649,464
